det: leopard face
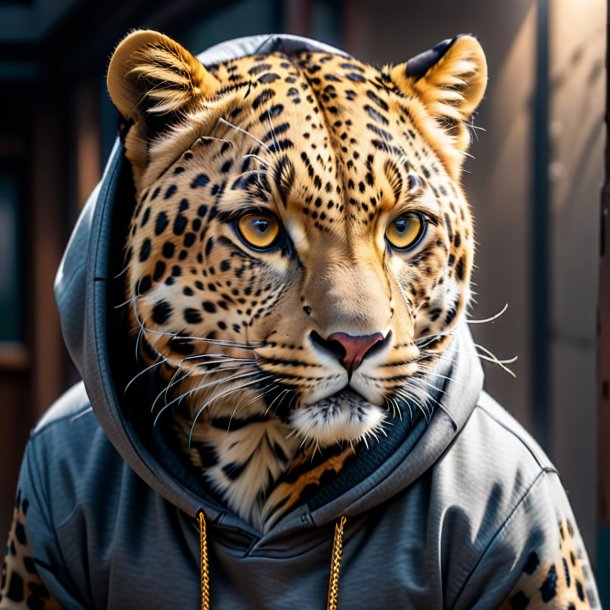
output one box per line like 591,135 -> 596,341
108,31 -> 486,449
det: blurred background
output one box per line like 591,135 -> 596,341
0,0 -> 608,599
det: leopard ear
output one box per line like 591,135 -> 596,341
107,30 -> 220,186
107,29 -> 219,120
390,35 -> 487,170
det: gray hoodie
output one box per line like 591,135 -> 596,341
0,34 -> 601,610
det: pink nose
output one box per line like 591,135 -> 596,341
327,332 -> 385,372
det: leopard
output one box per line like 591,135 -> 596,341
0,30 -> 596,609
106,30 -> 482,533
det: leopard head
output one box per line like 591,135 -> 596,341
107,30 -> 486,448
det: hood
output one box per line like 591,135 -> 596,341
53,33 -> 484,537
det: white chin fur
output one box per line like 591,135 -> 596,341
288,390 -> 386,447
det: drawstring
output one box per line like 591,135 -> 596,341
197,511 -> 347,610
199,511 -> 210,610
326,515 -> 347,610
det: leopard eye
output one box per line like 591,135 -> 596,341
385,212 -> 425,251
236,212 -> 281,250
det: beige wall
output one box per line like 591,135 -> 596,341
345,0 -> 604,555
548,0 -> 605,557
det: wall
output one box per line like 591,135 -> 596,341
548,0 -> 605,562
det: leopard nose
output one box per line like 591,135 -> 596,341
310,331 -> 386,373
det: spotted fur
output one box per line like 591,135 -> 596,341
0,491 -> 60,609
104,30 -> 487,533
498,521 -> 593,610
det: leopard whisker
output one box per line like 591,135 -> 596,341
182,352 -> 254,363
394,387 -> 432,421
243,382 -> 279,409
113,262 -> 130,280
153,369 -> 261,427
410,374 -> 452,399
386,396 -> 403,420
402,372 -> 459,424
135,324 -> 145,363
153,369 -> 258,417
242,152 -> 270,168
195,360 -> 259,372
124,357 -> 167,395
187,374 -> 274,444
264,387 -> 291,417
466,303 -> 508,325
395,394 -> 415,421
232,168 -> 268,183
474,342 -> 518,366
183,351 -> 250,359
199,373 -> 273,414
218,117 -> 272,155
433,345 -> 517,378
415,329 -> 455,350
225,398 -> 244,436
150,368 -> 191,414
139,325 -> 263,350
186,357 -> 253,367
114,294 -> 135,309
128,295 -> 151,365
423,369 -> 467,390
395,385 -> 426,412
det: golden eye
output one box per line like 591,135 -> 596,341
385,212 -> 425,250
236,213 -> 281,249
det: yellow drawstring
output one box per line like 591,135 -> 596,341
326,516 -> 347,610
199,511 -> 210,610
198,511 -> 347,610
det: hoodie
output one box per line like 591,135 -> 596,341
0,34 -> 601,610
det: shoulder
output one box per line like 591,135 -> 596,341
430,390 -> 559,557
444,395 -> 600,609
24,382 -> 126,525
33,381 -> 93,433
29,381 -> 110,465
460,390 -> 554,473
433,392 -> 570,606
434,390 -> 557,513
441,389 -> 556,482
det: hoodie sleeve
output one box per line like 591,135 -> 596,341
0,439 -> 85,610
454,469 -> 601,610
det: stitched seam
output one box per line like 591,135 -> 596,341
474,402 -> 556,473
